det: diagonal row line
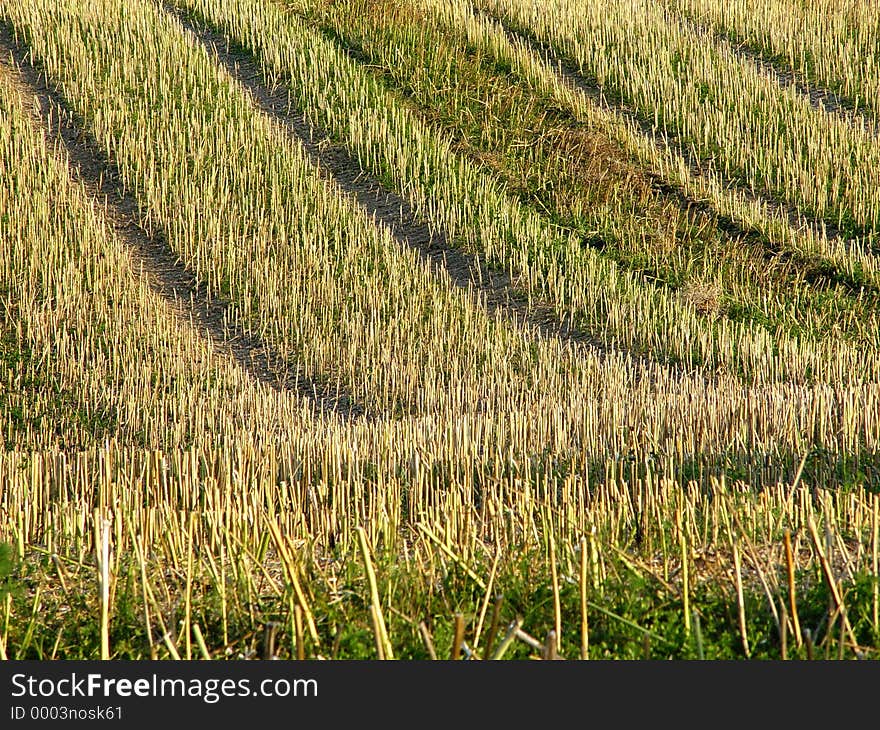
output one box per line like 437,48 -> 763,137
671,9 -> 877,134
0,25 -> 366,421
475,5 -> 876,249
163,3 -> 613,356
297,10 -> 880,302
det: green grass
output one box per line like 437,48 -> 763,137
4,539 -> 875,660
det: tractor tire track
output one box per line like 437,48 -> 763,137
474,5 -> 878,250
293,14 -> 880,303
164,4 -> 615,356
0,25 -> 365,421
669,8 -> 877,135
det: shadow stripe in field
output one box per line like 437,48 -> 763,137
668,7 -> 878,134
473,5 -> 877,249
285,9 -> 880,334
163,3 -> 614,353
0,26 -> 366,421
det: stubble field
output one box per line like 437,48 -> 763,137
0,0 -> 878,659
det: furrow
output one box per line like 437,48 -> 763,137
672,9 -> 877,134
0,25 -> 366,421
475,4 -> 871,248
166,4 -> 608,351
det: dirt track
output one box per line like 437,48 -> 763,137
0,25 -> 366,420
164,4 -> 610,352
479,6 -> 873,246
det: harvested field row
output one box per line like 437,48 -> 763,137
0,0 -> 877,661
1,443 -> 878,659
167,5 -> 600,350
8,0 -> 880,481
0,29 -> 363,418
443,0 -> 880,297
664,0 -> 880,123
0,51 -> 325,450
3,0 -> 600,422
476,0 -> 880,239
291,0 -> 880,353
172,0 -> 880,384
